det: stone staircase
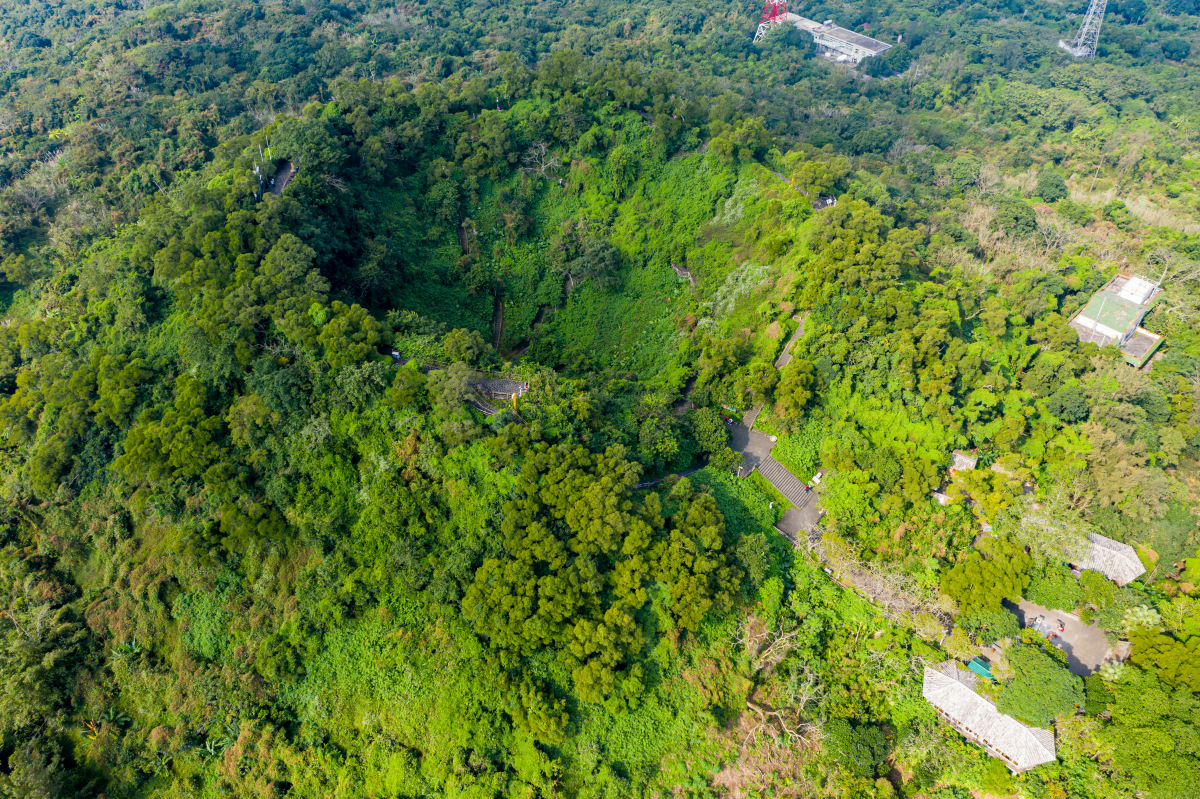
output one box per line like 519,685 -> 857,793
756,457 -> 813,509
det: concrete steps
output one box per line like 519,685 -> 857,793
757,457 -> 813,509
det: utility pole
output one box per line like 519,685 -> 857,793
1059,0 -> 1108,59
754,0 -> 788,43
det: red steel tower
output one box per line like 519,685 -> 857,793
754,0 -> 788,42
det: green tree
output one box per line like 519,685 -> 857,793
824,720 -> 889,778
1129,630 -> 1200,691
950,155 -> 981,192
1047,384 -> 1089,422
0,565 -> 91,738
958,608 -> 1020,645
317,301 -> 384,370
1035,170 -> 1069,202
689,407 -> 728,455
791,156 -> 850,197
997,644 -> 1083,726
1026,564 -> 1082,611
385,363 -> 428,410
443,328 -> 492,365
653,490 -> 739,632
775,359 -> 816,419
1103,667 -> 1200,798
461,444 -> 737,706
993,196 -> 1038,238
427,362 -> 476,410
940,540 -> 1032,612
115,374 -> 225,487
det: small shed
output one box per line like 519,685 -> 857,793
950,450 -> 978,473
1073,532 -> 1147,586
968,657 -> 996,683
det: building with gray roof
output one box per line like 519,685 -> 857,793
922,664 -> 1057,773
785,15 -> 892,63
1072,532 -> 1147,586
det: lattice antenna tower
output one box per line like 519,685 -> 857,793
754,0 -> 788,43
1059,0 -> 1107,59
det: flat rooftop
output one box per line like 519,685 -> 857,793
786,14 -> 892,54
1077,289 -> 1145,332
1108,274 -> 1162,306
1068,318 -> 1116,347
1123,327 -> 1162,360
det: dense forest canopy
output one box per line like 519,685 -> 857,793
2,0 -> 1200,797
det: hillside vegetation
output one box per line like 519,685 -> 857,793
2,1 -> 1200,798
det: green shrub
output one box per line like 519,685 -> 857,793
1026,564 -> 1082,612
997,644 -> 1084,726
958,608 -> 1020,645
172,590 -> 231,662
1035,170 -> 1069,203
981,756 -> 1016,794
824,719 -> 889,778
1056,199 -> 1094,227
1084,674 -> 1114,714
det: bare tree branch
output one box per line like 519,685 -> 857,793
521,142 -> 562,179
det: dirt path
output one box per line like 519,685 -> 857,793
670,262 -> 698,287
635,463 -> 705,491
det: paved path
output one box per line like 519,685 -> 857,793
728,424 -> 821,535
774,314 -> 807,370
1005,598 -> 1111,676
741,315 -> 807,433
725,311 -> 824,536
728,422 -> 775,473
774,498 -> 821,542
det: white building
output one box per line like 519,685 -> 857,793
1069,274 -> 1164,368
785,15 -> 892,63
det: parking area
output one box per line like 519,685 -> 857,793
1005,598 -> 1112,676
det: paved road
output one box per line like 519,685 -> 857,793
775,503 -> 821,541
728,422 -> 775,473
1005,598 -> 1111,676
